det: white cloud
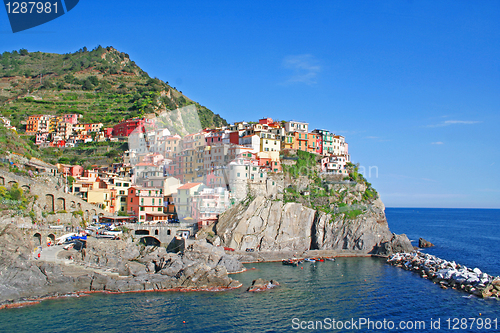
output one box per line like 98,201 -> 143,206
431,141 -> 444,145
282,54 -> 321,85
427,120 -> 482,128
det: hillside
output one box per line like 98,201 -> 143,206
0,46 -> 227,165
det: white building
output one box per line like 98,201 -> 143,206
285,120 -> 308,133
239,134 -> 260,153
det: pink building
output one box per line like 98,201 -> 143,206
35,132 -> 50,145
62,114 -> 79,124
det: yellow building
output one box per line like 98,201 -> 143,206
87,188 -> 116,213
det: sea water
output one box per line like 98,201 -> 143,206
1,208 -> 499,332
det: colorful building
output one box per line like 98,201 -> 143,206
285,120 -> 309,133
174,182 -> 203,219
127,186 -> 164,222
112,118 -> 146,137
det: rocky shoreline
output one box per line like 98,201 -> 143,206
387,252 -> 500,298
0,223 -> 245,309
0,220 -> 408,310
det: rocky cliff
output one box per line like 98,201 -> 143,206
208,161 -> 413,256
212,195 -> 411,255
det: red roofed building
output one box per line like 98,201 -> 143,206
113,118 -> 145,138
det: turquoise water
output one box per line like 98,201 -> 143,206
1,208 -> 499,332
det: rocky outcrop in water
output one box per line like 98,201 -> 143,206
212,195 -> 413,255
418,238 -> 434,248
0,224 -> 242,306
388,252 -> 500,298
247,278 -> 279,292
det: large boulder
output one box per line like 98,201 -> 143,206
419,238 -> 434,248
247,278 -> 279,292
376,234 -> 414,255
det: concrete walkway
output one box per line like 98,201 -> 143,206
36,244 -> 122,278
37,244 -> 64,262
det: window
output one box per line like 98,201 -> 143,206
140,207 -> 145,211
158,207 -> 162,212
130,198 -> 133,203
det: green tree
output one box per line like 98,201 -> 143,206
88,76 -> 99,86
82,79 -> 93,90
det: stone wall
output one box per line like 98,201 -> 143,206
0,170 -> 108,223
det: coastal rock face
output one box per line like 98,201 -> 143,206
0,224 -> 242,305
0,224 -> 75,301
312,198 -> 398,253
215,195 -> 413,255
215,195 -> 316,252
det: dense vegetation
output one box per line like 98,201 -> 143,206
0,46 -> 228,164
283,152 -> 378,221
0,125 -> 39,159
0,183 -> 30,211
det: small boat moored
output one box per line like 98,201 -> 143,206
282,259 -> 300,266
304,258 -> 316,263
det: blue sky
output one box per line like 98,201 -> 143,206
1,1 -> 499,208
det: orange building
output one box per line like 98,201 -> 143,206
26,115 -> 51,134
127,186 -> 163,222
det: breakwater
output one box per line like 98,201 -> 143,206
388,251 -> 500,298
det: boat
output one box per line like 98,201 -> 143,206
282,259 -> 299,266
304,258 -> 316,263
316,258 -> 325,262
327,258 -> 336,261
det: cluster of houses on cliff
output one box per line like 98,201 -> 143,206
26,113 -> 114,147
3,114 -> 351,228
